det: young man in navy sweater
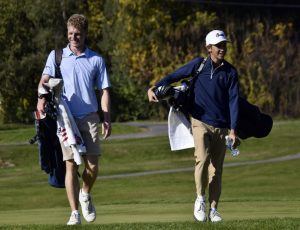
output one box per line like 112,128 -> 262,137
147,30 -> 240,222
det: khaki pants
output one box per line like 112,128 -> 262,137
191,118 -> 228,208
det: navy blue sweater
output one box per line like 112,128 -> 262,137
156,56 -> 239,129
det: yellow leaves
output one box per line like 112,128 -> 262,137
194,11 -> 218,27
87,0 -> 106,38
119,0 -> 151,11
119,0 -> 137,7
111,41 -> 131,58
271,22 -> 293,49
243,37 -> 254,54
245,64 -> 273,108
256,22 -> 264,35
243,22 -> 265,54
119,0 -> 130,6
129,49 -> 147,75
272,22 -> 293,38
278,55 -> 286,70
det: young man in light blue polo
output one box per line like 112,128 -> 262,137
37,14 -> 111,225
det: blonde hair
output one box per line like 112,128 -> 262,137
67,14 -> 88,32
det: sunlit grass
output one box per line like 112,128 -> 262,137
0,120 -> 299,228
0,122 -> 145,144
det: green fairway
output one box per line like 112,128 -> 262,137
0,123 -> 144,144
0,120 -> 300,229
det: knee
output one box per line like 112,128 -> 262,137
89,163 -> 98,174
195,156 -> 210,168
195,154 -> 209,165
85,162 -> 98,175
66,160 -> 78,172
65,162 -> 79,182
83,156 -> 99,176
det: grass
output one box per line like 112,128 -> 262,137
0,122 -> 144,144
0,219 -> 300,230
0,120 -> 300,229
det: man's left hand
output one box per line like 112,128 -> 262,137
102,121 -> 111,139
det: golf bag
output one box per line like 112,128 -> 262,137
155,58 -> 207,118
154,59 -> 273,140
236,97 -> 273,139
31,95 -> 65,188
30,49 -> 66,188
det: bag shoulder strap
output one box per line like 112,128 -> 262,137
55,49 -> 63,79
193,57 -> 207,78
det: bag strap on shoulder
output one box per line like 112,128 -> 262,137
194,57 -> 207,77
54,49 -> 63,79
186,57 -> 207,85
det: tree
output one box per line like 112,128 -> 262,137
88,0 -> 218,121
0,0 -> 299,123
0,0 -> 87,123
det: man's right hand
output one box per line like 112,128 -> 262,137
36,74 -> 50,114
147,86 -> 159,102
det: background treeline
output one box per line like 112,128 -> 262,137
0,0 -> 299,123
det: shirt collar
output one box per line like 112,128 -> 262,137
65,44 -> 90,57
208,56 -> 224,69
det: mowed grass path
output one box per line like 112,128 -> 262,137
0,120 -> 300,229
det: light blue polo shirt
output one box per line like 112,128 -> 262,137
42,45 -> 111,118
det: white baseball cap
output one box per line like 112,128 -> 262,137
205,30 -> 228,46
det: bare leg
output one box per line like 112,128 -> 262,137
81,155 -> 99,193
65,160 -> 80,211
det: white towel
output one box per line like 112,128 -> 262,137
57,99 -> 86,165
41,78 -> 86,165
168,106 -> 195,151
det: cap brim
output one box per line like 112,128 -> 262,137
206,40 -> 230,47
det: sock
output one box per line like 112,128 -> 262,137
197,195 -> 205,202
210,208 -> 217,212
72,210 -> 79,215
81,189 -> 89,196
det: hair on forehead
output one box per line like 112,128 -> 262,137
67,14 -> 88,32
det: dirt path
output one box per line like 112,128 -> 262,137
3,122 -> 299,180
98,152 -> 300,180
109,121 -> 168,140
98,122 -> 300,179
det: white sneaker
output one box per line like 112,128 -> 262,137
194,197 -> 206,222
209,209 -> 222,222
79,189 -> 96,222
67,211 -> 81,225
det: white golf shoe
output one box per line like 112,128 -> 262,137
79,189 -> 96,222
209,208 -> 222,222
194,197 -> 206,222
67,211 -> 81,225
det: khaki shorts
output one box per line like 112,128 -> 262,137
61,112 -> 101,161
